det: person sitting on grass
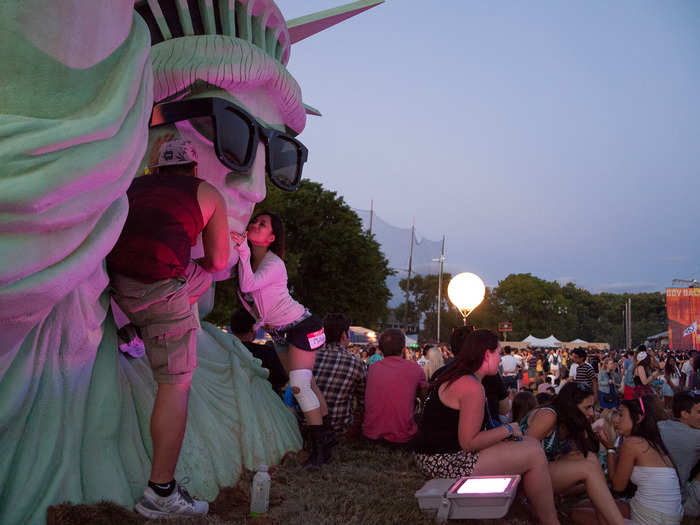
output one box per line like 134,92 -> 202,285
360,349 -> 369,364
520,382 -> 626,525
657,390 -> 700,517
432,326 -> 510,423
583,395 -> 683,525
536,392 -> 554,406
413,330 -> 561,525
313,313 -> 367,437
511,391 -> 536,426
423,347 -> 445,381
368,345 -> 384,365
230,308 -> 288,396
362,329 -> 427,448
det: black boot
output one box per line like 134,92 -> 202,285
304,425 -> 330,467
322,416 -> 338,449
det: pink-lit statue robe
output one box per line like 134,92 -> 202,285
0,1 -> 382,523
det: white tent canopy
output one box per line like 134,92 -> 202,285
569,338 -> 588,344
348,326 -> 378,345
521,334 -> 562,348
645,331 -> 668,342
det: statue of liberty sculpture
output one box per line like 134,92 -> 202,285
0,1 -> 383,523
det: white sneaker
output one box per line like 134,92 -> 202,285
134,481 -> 209,519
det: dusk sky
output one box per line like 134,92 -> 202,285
275,0 -> 700,293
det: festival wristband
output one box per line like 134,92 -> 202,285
504,423 -> 522,441
504,423 -> 513,438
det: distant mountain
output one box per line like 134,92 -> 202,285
353,209 -> 444,307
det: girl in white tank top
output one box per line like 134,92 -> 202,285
597,395 -> 683,525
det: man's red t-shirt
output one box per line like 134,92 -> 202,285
362,356 -> 428,443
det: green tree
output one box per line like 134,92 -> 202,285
488,274 -> 666,347
205,180 -> 394,328
493,273 -> 565,340
398,273 -> 449,341
398,273 -> 451,316
389,301 -> 420,332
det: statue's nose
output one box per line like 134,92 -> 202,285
224,142 -> 267,204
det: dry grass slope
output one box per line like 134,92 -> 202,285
46,438 -> 696,524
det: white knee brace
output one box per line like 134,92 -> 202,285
288,369 -> 320,412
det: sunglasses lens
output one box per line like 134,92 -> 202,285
218,107 -> 256,168
268,135 -> 304,189
188,116 -> 215,143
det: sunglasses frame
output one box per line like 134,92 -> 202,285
150,97 -> 307,191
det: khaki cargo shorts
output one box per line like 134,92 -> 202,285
111,262 -> 212,384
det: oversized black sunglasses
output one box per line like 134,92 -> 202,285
150,97 -> 308,191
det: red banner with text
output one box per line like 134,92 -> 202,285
666,288 -> 700,350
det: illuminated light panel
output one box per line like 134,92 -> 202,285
456,477 -> 511,494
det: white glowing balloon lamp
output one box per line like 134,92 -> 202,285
447,272 -> 486,322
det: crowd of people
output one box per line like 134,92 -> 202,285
109,137 -> 699,523
282,321 -> 700,525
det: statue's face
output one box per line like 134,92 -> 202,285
149,86 -> 293,274
173,87 -> 287,235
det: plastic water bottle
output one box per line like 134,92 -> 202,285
250,464 -> 270,516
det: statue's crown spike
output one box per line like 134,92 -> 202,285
286,0 -> 384,44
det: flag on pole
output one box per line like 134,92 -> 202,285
683,321 -> 697,337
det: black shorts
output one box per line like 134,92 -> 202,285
280,314 -> 325,351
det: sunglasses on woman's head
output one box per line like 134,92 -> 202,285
150,97 -> 308,191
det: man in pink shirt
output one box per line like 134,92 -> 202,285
362,329 -> 428,446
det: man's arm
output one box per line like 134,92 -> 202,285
345,360 -> 367,437
197,182 -> 229,273
354,360 -> 367,411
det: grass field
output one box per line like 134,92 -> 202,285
47,438 -> 536,525
47,438 -> 695,524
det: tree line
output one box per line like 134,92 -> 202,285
205,180 -> 393,328
203,179 -> 666,349
393,272 -> 666,348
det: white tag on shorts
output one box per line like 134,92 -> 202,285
306,329 -> 326,350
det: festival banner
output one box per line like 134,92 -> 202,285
666,288 -> 700,350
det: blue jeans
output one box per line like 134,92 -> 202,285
503,375 -> 518,391
598,390 -> 618,409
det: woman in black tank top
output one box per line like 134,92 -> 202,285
412,330 -> 561,525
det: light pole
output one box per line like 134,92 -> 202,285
432,235 -> 446,341
447,272 -> 486,326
